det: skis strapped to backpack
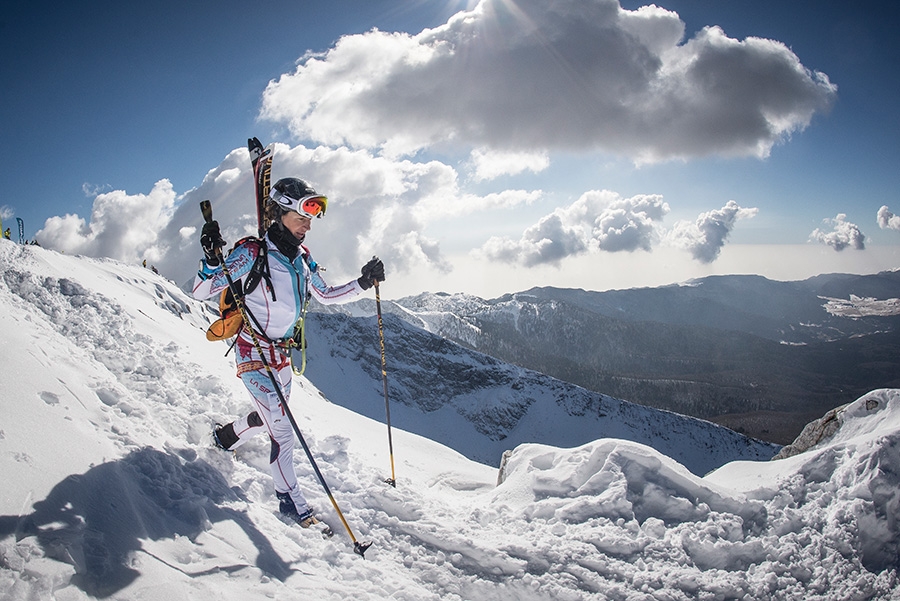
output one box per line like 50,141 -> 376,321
249,137 -> 274,238
205,138 -> 274,344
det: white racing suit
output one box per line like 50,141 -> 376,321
192,234 -> 363,515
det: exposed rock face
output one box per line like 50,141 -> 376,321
773,396 -> 883,459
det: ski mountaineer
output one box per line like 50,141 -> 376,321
192,177 -> 385,528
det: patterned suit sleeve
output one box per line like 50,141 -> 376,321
191,243 -> 258,300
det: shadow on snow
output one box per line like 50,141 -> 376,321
0,447 -> 293,597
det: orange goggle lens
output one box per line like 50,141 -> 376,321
271,189 -> 328,218
300,197 -> 327,218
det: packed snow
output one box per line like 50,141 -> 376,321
0,239 -> 898,600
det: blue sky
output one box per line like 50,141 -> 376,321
2,0 -> 899,298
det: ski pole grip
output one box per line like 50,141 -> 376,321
200,200 -> 213,224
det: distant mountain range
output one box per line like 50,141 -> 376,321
301,309 -> 779,477
312,270 -> 900,445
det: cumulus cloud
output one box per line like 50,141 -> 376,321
482,211 -> 590,267
37,142 -> 529,286
480,190 -> 669,266
37,180 -> 177,265
877,205 -> 900,231
667,201 -> 758,263
147,143 -> 467,283
260,0 -> 836,162
594,193 -> 669,252
809,214 -> 866,251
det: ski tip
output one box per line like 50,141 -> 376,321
200,200 -> 213,223
248,137 -> 264,161
354,541 -> 373,558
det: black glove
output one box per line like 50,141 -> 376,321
201,221 -> 226,266
357,256 -> 385,290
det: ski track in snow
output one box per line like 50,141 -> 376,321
0,240 -> 898,601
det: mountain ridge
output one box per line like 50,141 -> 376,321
330,270 -> 900,444
302,311 -> 779,476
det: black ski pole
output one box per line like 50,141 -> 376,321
374,280 -> 396,487
201,200 -> 372,558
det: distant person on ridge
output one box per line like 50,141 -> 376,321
191,177 -> 384,528
3,228 -> 10,240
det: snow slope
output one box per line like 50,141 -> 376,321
0,239 -> 898,600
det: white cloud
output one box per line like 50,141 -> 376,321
666,201 -> 759,263
116,143 -> 467,285
0,205 -> 13,221
877,205 -> 900,231
480,190 -> 669,266
809,213 -> 866,251
214,168 -> 242,186
260,0 -> 836,163
482,211 -> 590,267
34,142 -> 549,288
48,141 -> 530,288
594,193 -> 669,252
398,242 -> 900,299
82,182 -> 112,197
420,188 -> 542,220
468,148 -> 550,181
37,180 -> 177,265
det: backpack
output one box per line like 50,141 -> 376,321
206,237 -> 273,341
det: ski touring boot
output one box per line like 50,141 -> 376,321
212,423 -> 235,453
276,492 -> 334,538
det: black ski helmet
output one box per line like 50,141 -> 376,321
270,177 -> 328,219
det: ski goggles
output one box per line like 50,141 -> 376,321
270,189 -> 328,219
